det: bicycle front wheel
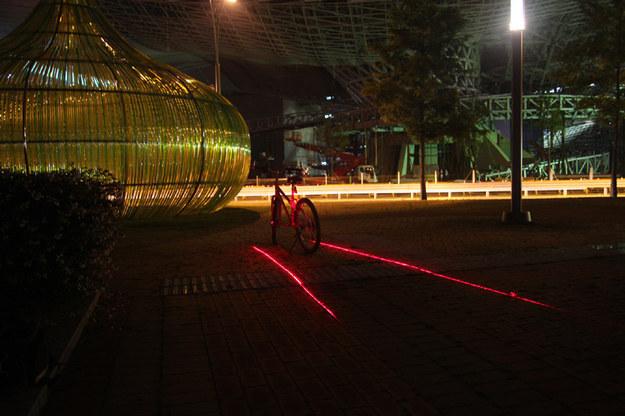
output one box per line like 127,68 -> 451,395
295,198 -> 320,253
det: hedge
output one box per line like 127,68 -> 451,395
0,168 -> 124,319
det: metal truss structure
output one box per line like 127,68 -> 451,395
248,94 -> 594,134
484,153 -> 612,179
0,0 -> 593,103
0,0 -> 608,185
484,94 -> 596,122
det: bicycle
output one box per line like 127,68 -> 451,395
270,169 -> 320,253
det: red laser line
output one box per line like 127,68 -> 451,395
320,242 -> 560,310
253,246 -> 339,321
321,242 -> 625,329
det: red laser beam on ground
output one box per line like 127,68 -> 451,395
322,242 -> 625,329
253,246 -> 339,321
320,242 -> 559,310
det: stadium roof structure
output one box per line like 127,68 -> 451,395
0,0 -> 588,106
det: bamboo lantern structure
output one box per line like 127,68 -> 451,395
0,0 -> 251,218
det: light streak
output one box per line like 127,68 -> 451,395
252,246 -> 339,321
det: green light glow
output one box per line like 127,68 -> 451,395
0,0 -> 250,218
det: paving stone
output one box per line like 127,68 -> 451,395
503,399 -> 566,416
215,379 -> 244,400
104,391 -> 160,409
442,400 -> 501,416
285,360 -> 316,381
365,391 -> 408,415
239,367 -> 267,388
100,403 -> 162,416
258,356 -> 287,374
347,372 -> 386,394
326,383 -> 364,409
275,392 -> 311,414
220,399 -> 251,416
489,388 -> 549,408
332,354 -> 365,374
297,378 -> 332,400
250,341 -> 276,357
40,199 -> 625,416
402,397 -> 441,416
266,371 -> 298,394
161,388 -> 218,407
314,365 -> 349,387
345,407 -> 378,416
429,388 -> 498,412
309,398 -> 345,415
245,385 -> 278,410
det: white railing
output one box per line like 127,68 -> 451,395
235,178 -> 624,201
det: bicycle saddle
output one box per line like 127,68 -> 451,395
287,174 -> 303,184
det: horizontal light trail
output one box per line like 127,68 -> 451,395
320,242 -> 559,310
252,246 -> 339,321
236,178 -> 621,201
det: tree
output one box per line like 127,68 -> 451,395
362,0 -> 476,199
551,0 -> 625,197
447,97 -> 490,178
313,116 -> 350,178
313,100 -> 351,177
532,96 -> 566,177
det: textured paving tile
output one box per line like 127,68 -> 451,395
42,198 -> 625,416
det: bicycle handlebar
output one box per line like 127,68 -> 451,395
271,168 -> 303,176
272,169 -> 304,184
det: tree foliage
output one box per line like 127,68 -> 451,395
363,0 -> 467,140
550,0 -> 625,195
532,96 -> 566,174
313,101 -> 351,177
362,0 -> 481,197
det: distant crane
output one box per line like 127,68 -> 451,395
284,134 -> 365,177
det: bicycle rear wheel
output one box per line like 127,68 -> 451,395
295,198 -> 320,253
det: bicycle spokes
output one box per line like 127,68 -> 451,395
295,198 -> 320,253
270,171 -> 320,253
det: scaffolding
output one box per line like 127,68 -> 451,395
0,1 -> 595,100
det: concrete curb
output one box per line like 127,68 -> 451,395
25,288 -> 103,416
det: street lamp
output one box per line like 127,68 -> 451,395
209,0 -> 236,94
502,0 -> 531,224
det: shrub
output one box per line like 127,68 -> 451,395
0,168 -> 124,319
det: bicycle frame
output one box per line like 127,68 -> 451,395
271,170 -> 320,253
272,176 -> 298,228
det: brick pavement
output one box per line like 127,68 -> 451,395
42,198 -> 625,415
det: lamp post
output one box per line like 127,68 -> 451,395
502,0 -> 531,224
209,0 -> 236,94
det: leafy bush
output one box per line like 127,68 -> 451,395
0,168 -> 124,318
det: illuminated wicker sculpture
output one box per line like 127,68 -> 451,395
0,0 -> 250,218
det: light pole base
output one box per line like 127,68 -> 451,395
501,210 -> 532,224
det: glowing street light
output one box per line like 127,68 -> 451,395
502,0 -> 531,224
509,0 -> 525,31
209,0 -> 236,94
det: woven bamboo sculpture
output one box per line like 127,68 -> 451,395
0,0 -> 251,217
